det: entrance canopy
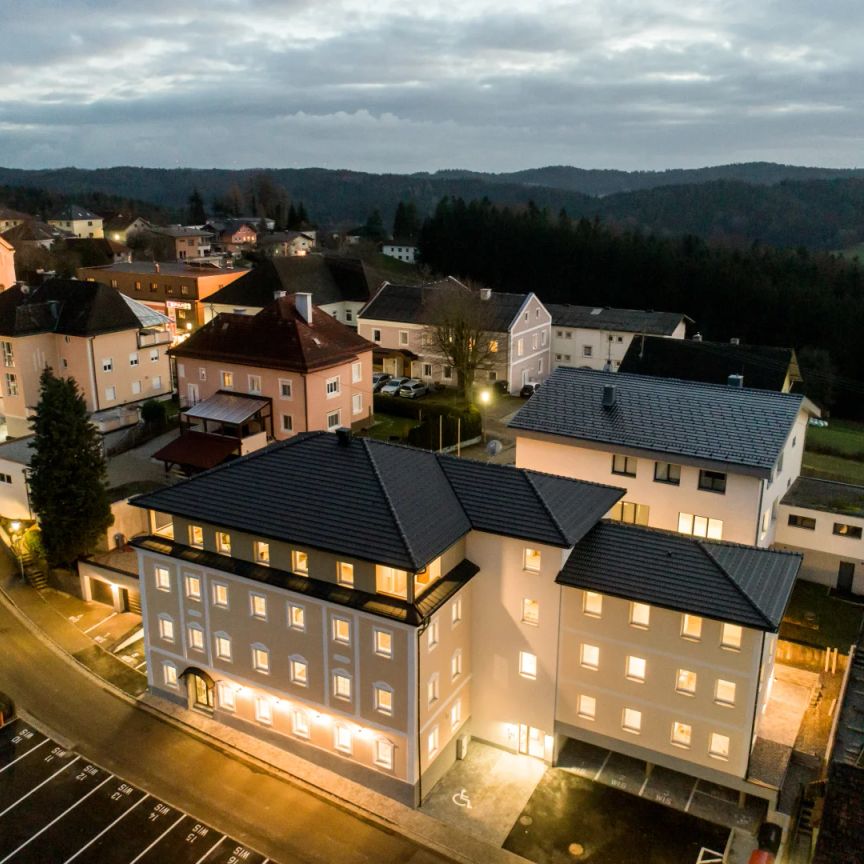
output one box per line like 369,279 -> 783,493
184,391 -> 270,426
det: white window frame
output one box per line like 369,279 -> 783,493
325,375 -> 341,398
158,614 -> 175,642
374,683 -> 394,716
288,604 -> 306,631
352,393 -> 363,415
154,566 -> 171,592
217,681 -> 236,711
188,525 -> 203,548
279,378 -> 293,400
290,656 -> 308,687
374,628 -> 393,658
247,374 -> 262,394
252,643 -> 270,674
212,582 -> 229,608
333,670 -> 352,701
374,738 -> 394,769
427,618 -> 439,651
337,561 -> 354,587
184,572 -> 201,600
292,549 -> 309,575
351,361 -> 362,383
186,623 -> 204,651
326,410 -> 341,430
215,632 -> 232,661
162,662 -> 178,687
253,541 -> 270,566
332,616 -> 351,645
681,614 -> 703,641
250,592 -> 268,620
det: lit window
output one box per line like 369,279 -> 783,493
376,565 -> 408,598
524,547 -> 541,572
332,617 -> 351,645
519,651 -> 538,679
427,726 -> 439,758
216,532 -> 231,555
187,624 -> 204,651
290,657 -> 308,686
337,562 -> 354,587
333,671 -> 352,700
158,615 -> 174,642
252,644 -> 270,674
292,550 -> 308,574
375,738 -> 394,769
678,512 -> 723,540
522,598 -> 540,625
626,656 -> 646,682
676,669 -> 697,695
188,525 -> 203,548
215,633 -> 232,661
833,522 -> 863,539
374,629 -> 392,658
217,682 -> 236,711
681,614 -> 702,641
427,673 -> 439,705
698,470 -> 727,494
292,710 -> 310,739
255,697 -> 273,725
184,573 -> 201,600
414,558 -> 441,596
154,566 -> 171,591
254,541 -> 270,565
250,593 -> 267,620
671,721 -> 692,748
451,597 -> 463,626
374,684 -> 393,715
580,643 -> 600,670
427,619 -> 439,651
629,602 -> 650,628
288,604 -> 305,631
162,662 -> 178,687
715,679 -> 737,706
709,733 -> 730,760
213,583 -> 229,608
654,462 -> 681,485
622,708 -> 642,733
612,454 -> 637,477
609,501 -> 650,525
451,649 -> 463,680
583,591 -> 602,617
489,339 -> 498,352
577,694 -> 596,720
721,623 -> 742,650
221,371 -> 233,389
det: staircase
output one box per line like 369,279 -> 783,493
20,553 -> 47,590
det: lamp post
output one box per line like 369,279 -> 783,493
478,389 -> 491,444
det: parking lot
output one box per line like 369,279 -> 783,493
0,717 -> 273,864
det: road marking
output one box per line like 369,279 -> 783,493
0,737 -> 48,773
0,773 -> 114,863
193,834 -> 227,864
128,813 -> 185,863
84,611 -> 117,634
63,793 -> 150,863
638,773 -> 651,797
684,779 -> 700,813
593,750 -> 612,781
0,754 -> 80,817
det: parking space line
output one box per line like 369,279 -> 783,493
0,737 -> 49,773
684,778 -> 700,813
193,834 -> 227,864
0,773 -> 114,863
84,612 -> 117,634
63,794 -> 150,863
637,772 -> 651,796
593,750 -> 612,781
0,755 -> 80,817
128,813 -> 186,864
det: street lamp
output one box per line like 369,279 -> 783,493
478,389 -> 491,444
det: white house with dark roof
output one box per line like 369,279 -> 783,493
48,204 -> 103,239
510,368 -> 818,547
546,303 -> 689,371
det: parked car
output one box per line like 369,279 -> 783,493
379,376 -> 410,395
372,372 -> 391,393
520,382 -> 541,398
493,380 -> 510,395
399,379 -> 429,399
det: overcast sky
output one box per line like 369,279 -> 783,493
0,0 -> 861,173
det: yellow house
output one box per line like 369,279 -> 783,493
48,204 -> 104,239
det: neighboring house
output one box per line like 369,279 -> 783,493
259,230 -> 316,257
0,207 -> 31,233
2,219 -> 74,251
0,436 -> 35,518
0,279 -> 173,437
546,304 -> 689,371
203,255 -> 384,329
48,204 -> 104,239
130,429 -> 801,820
0,236 -> 15,291
381,242 -> 417,264
149,226 -> 214,261
620,336 -> 803,393
158,293 -> 374,473
774,477 -> 864,594
103,216 -> 152,244
211,222 -> 257,254
358,279 -> 552,394
76,261 -> 246,341
63,237 -> 132,265
510,368 -> 816,547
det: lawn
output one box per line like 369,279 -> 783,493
801,451 -> 864,485
362,413 -> 418,442
780,580 -> 864,650
803,418 -> 864,483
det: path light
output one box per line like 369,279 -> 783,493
478,389 -> 491,444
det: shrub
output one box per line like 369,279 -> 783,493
140,399 -> 167,426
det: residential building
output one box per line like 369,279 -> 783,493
2,220 -> 74,251
212,222 -> 257,255
774,477 -> 864,594
0,207 -> 31,233
157,293 -> 374,472
510,368 -> 816,547
546,304 -> 688,371
76,261 -> 246,341
358,279 -> 552,394
0,279 -> 173,436
202,255 -> 385,329
620,336 -> 803,393
48,204 -> 104,239
131,430 -> 801,818
0,235 -> 15,292
258,231 -> 316,257
63,237 -> 131,265
381,242 -> 417,264
103,216 -> 152,244
148,226 -> 214,261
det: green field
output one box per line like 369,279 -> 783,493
803,418 -> 864,483
837,241 -> 864,260
362,413 -> 418,441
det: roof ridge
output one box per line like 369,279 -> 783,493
522,470 -> 569,546
361,438 -> 420,570
696,540 -> 773,627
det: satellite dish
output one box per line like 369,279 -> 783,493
486,439 -> 503,456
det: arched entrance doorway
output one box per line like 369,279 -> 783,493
180,667 -> 215,714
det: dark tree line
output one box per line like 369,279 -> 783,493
418,197 -> 864,415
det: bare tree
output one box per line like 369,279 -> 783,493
422,279 -> 498,395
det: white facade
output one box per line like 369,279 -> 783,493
382,244 -> 417,264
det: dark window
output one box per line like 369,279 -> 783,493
698,469 -> 727,493
833,522 -> 863,539
788,514 -> 816,531
654,462 -> 681,485
612,454 -> 637,477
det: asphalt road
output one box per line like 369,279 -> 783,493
0,595 -> 450,864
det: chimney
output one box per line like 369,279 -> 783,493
727,374 -> 744,388
602,384 -> 617,409
336,427 -> 352,446
154,262 -> 160,274
730,337 -> 740,345
274,289 -> 287,300
295,292 -> 313,324
479,287 -> 492,301
692,332 -> 702,342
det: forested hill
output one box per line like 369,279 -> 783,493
3,164 -> 864,250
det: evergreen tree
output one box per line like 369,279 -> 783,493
392,201 -> 419,240
28,369 -> 113,567
296,202 -> 309,227
286,203 -> 299,230
187,187 -> 206,224
363,209 -> 386,241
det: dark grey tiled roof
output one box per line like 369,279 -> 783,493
131,432 -> 623,570
557,521 -> 802,630
547,303 -> 687,335
782,477 -> 864,519
509,368 -> 806,475
50,204 -> 101,221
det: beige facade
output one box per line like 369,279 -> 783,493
48,215 -> 103,239
204,299 -> 365,330
0,236 -> 15,291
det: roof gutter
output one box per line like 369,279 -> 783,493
87,336 -> 100,413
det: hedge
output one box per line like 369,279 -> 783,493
374,394 -> 481,450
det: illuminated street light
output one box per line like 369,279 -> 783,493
478,389 -> 491,444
